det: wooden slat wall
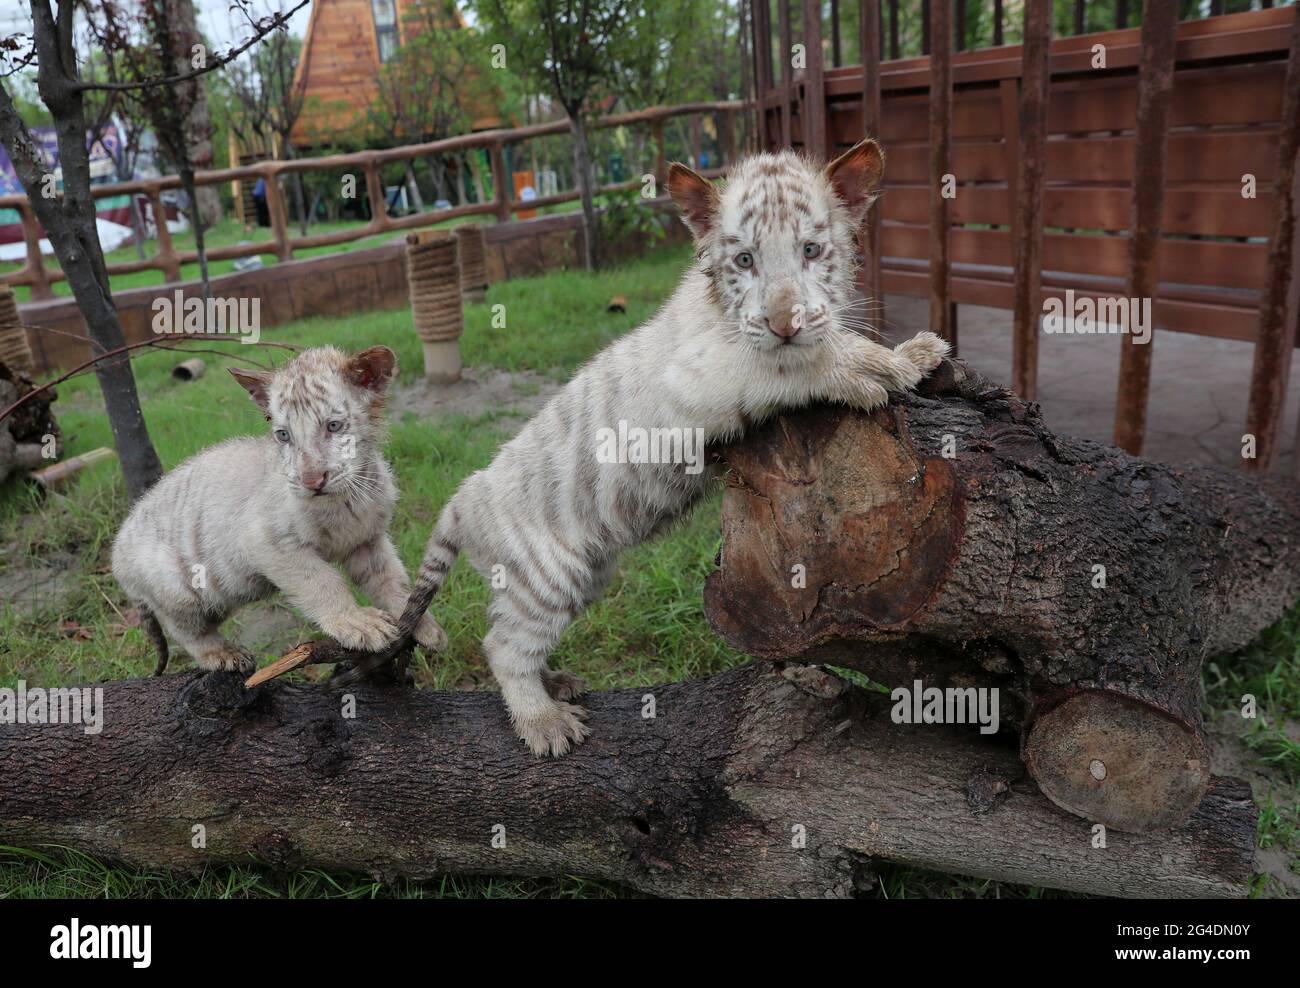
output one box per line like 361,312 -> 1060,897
759,6 -> 1295,345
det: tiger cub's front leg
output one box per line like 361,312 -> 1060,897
821,329 -> 949,412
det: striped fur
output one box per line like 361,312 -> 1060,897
112,346 -> 445,674
404,141 -> 948,756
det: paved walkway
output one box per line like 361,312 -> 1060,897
882,295 -> 1300,476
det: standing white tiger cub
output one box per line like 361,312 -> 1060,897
377,138 -> 947,756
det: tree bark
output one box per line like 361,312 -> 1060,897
169,0 -> 222,228
569,112 -> 599,270
703,360 -> 1300,832
0,662 -> 1255,898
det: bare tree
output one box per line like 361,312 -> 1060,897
0,0 -> 307,500
367,0 -> 498,214
226,27 -> 308,234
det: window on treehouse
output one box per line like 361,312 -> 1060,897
372,0 -> 399,62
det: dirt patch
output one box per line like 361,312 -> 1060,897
389,366 -> 560,431
0,550 -> 78,619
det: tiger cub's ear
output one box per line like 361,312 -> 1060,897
667,162 -> 721,240
229,367 -> 272,412
825,139 -> 885,225
344,346 -> 398,393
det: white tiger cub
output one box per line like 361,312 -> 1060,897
112,345 -> 444,675
378,139 -> 948,756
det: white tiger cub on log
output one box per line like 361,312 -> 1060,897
112,346 -> 445,675
387,139 -> 948,756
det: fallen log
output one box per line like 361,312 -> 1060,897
704,360 -> 1300,832
0,662 -> 1255,897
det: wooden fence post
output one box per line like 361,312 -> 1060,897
489,142 -> 512,223
750,0 -> 774,151
18,202 -> 52,301
929,0 -> 955,349
1114,0 -> 1179,456
1245,3 -> 1300,472
803,0 -> 827,158
147,186 -> 182,282
1011,0 -> 1052,400
262,169 -> 294,262
779,0 -> 794,148
859,0 -> 884,325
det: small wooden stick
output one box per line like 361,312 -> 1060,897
244,643 -> 318,687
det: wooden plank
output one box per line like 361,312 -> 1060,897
880,225 -> 1269,290
1246,4 -> 1300,472
1115,0 -> 1179,456
881,183 -> 1278,238
929,0 -> 954,348
879,269 -> 1261,342
1012,0 -> 1051,400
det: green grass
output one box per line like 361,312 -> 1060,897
2,239 -> 1298,898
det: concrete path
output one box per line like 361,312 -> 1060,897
881,294 -> 1300,476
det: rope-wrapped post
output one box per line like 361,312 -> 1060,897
454,224 -> 489,304
405,231 -> 463,384
0,289 -> 35,376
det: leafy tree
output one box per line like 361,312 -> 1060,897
476,0 -> 631,270
367,0 -> 502,210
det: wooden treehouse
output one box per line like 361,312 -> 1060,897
289,0 -> 503,148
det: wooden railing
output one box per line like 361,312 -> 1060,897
752,2 -> 1300,470
0,99 -> 746,300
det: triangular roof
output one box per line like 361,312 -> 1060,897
289,0 -> 502,148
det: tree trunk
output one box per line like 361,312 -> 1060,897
179,165 -> 211,299
404,162 -> 425,214
569,112 -> 599,270
0,662 -> 1255,898
0,9 -> 163,500
703,360 -> 1300,832
169,0 -> 222,228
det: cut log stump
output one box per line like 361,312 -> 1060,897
0,663 -> 1256,897
703,360 -> 1300,833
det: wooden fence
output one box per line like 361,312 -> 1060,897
0,99 -> 743,299
752,2 -> 1300,470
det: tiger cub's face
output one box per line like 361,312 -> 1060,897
668,140 -> 885,353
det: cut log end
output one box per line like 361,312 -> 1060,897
1022,690 -> 1211,833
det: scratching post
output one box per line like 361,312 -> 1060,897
0,289 -> 34,376
454,224 -> 489,304
406,232 -> 463,384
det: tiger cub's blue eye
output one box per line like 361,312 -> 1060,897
735,252 -> 754,269
803,242 -> 822,259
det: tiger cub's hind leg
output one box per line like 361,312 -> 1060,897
484,617 -> 590,757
